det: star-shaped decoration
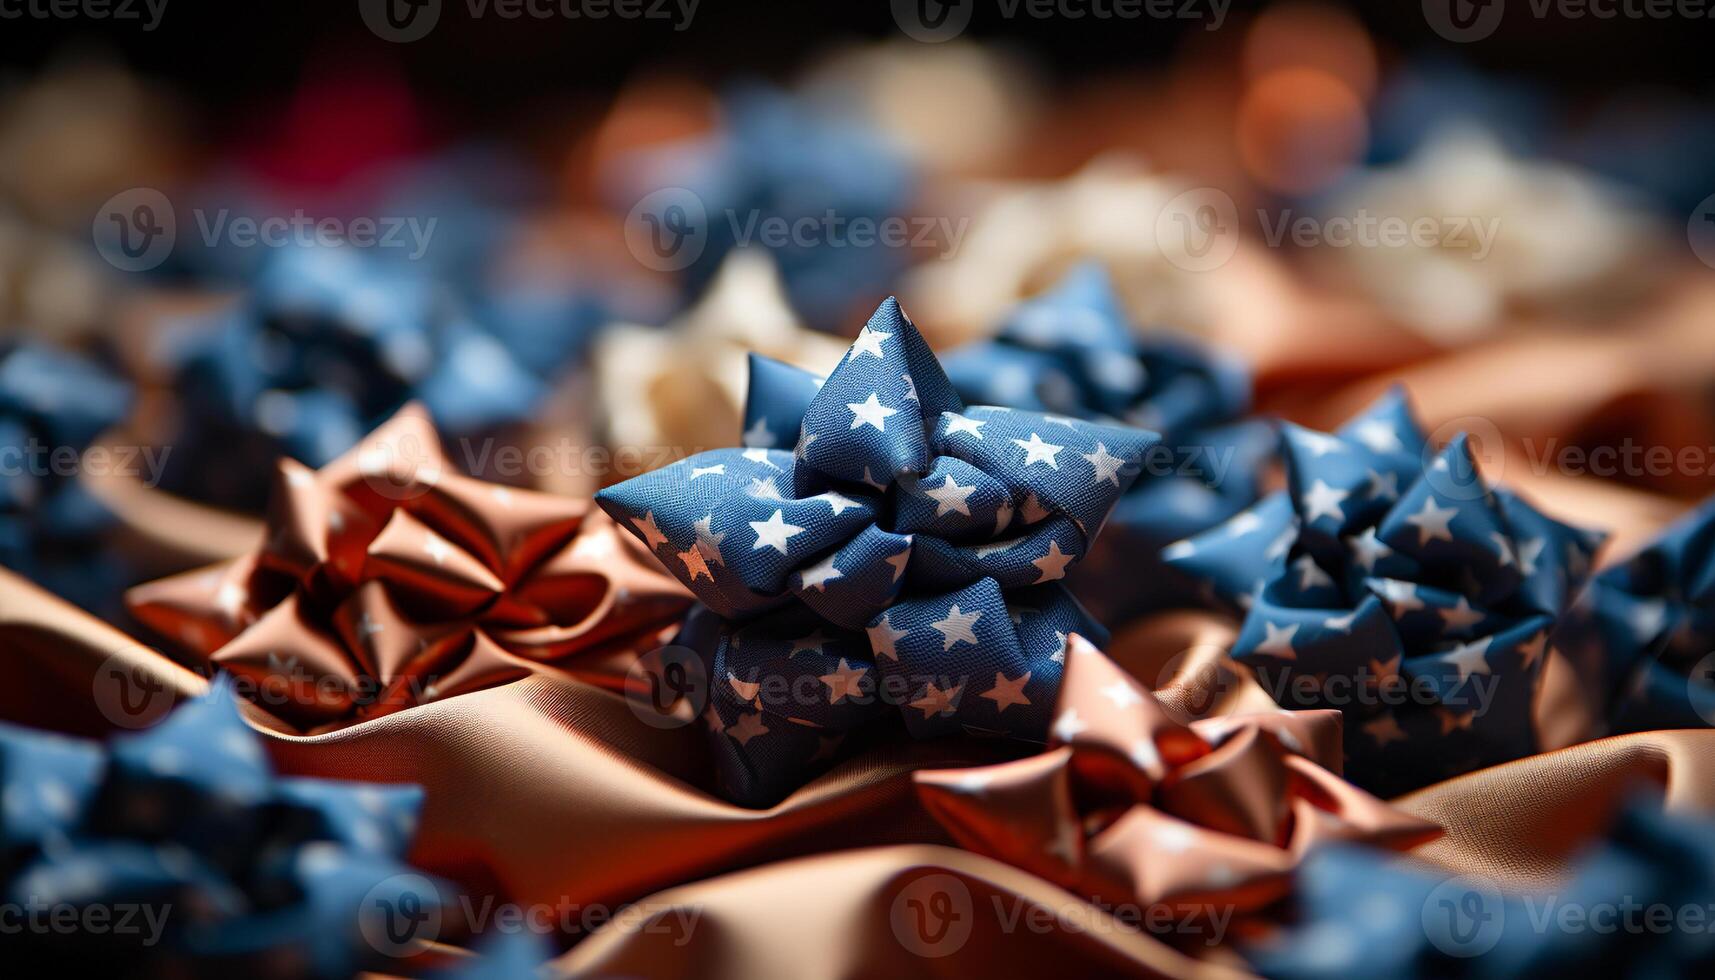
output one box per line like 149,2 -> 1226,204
979,672 -> 1032,712
922,474 -> 977,518
798,553 -> 844,592
1031,540 -> 1075,583
847,393 -> 899,432
819,659 -> 869,704
943,412 -> 986,439
910,681 -> 963,718
848,325 -> 892,360
867,614 -> 909,661
1012,432 -> 1064,469
1255,621 -> 1299,660
726,712 -> 770,746
1302,479 -> 1349,524
1081,442 -> 1125,487
930,604 -> 983,650
1404,497 -> 1459,546
749,509 -> 806,555
1441,637 -> 1493,682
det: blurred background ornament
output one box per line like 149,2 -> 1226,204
0,679 -> 441,978
1316,126 -> 1663,344
593,250 -> 848,468
1167,389 -> 1606,796
0,342 -> 134,618
604,84 -> 918,330
940,263 -> 1275,624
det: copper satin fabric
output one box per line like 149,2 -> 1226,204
7,354 -> 1713,975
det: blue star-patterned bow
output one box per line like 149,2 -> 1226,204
0,679 -> 437,977
1249,798 -> 1715,978
610,85 -> 916,327
1557,495 -> 1715,734
160,242 -> 547,510
0,342 -> 134,617
1165,389 -> 1605,797
940,262 -> 1275,624
597,298 -> 1158,806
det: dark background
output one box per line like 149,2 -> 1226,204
3,0 -> 1709,136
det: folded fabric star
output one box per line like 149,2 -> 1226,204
1557,495 -> 1715,735
608,84 -> 916,327
941,262 -> 1275,623
1249,798 -> 1715,978
594,251 -> 849,462
0,679 -> 439,978
597,297 -> 1159,805
916,635 -> 1439,919
127,404 -> 692,731
1165,388 -> 1606,796
0,342 -> 134,616
156,242 -> 547,511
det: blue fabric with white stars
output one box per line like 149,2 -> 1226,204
607,85 -> 917,328
1555,494 -> 1715,735
939,263 -> 1276,624
0,679 -> 438,978
598,297 -> 1158,805
1164,388 -> 1605,797
1249,798 -> 1715,979
159,241 -> 548,510
0,342 -> 135,618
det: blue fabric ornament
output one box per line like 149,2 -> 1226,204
1166,389 -> 1605,797
598,297 -> 1157,805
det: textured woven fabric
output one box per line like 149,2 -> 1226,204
598,297 -> 1159,805
1165,389 -> 1606,796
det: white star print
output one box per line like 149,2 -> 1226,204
847,393 -> 899,432
922,474 -> 977,518
1404,497 -> 1459,546
1293,554 -> 1334,591
943,412 -> 986,439
848,326 -> 891,359
749,509 -> 806,555
816,491 -> 862,515
1442,636 -> 1493,682
690,464 -> 726,479
747,477 -> 784,500
1324,611 -> 1358,633
1032,540 -> 1075,583
694,515 -> 726,566
1050,631 -> 1068,664
1491,533 -> 1516,567
1052,707 -> 1089,742
884,542 -> 911,582
1375,579 -> 1424,612
1302,479 -> 1349,524
1100,681 -> 1143,709
1081,442 -> 1125,487
790,629 -> 830,658
1012,432 -> 1064,468
1366,468 -> 1399,500
743,417 -> 775,448
798,553 -> 844,592
867,614 -> 909,660
1438,596 -> 1485,633
1226,511 -> 1264,537
931,604 -> 982,650
741,448 -> 782,469
1296,430 -> 1344,456
1516,537 -> 1546,576
902,373 -> 919,403
1348,528 -> 1393,572
1255,621 -> 1299,660
1351,419 -> 1403,454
